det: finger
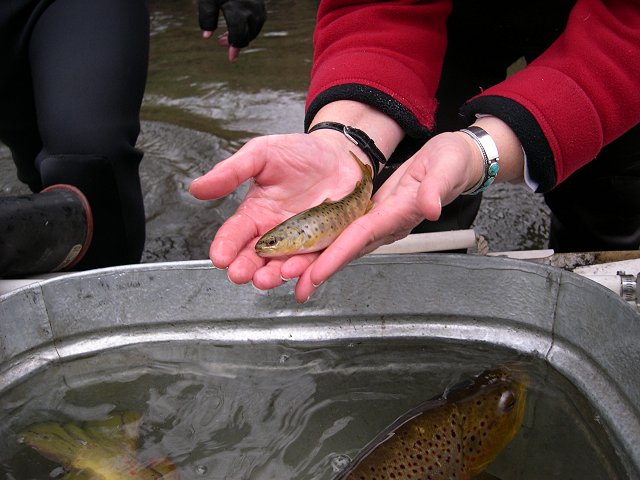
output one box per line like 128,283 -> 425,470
189,161 -> 245,200
202,30 -> 214,39
228,46 -> 240,63
215,33 -> 240,62
294,267 -> 317,303
253,259 -> 287,290
189,139 -> 265,200
209,211 -> 259,268
292,229 -> 369,303
313,216 -> 380,283
415,155 -> 467,221
226,241 -> 266,284
307,204 -> 415,289
189,163 -> 237,200
293,200 -> 420,302
417,177 -> 443,221
217,31 -> 229,46
281,252 -> 320,280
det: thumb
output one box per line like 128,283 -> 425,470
190,141 -> 265,200
417,177 -> 443,221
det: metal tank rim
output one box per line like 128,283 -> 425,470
1,254 -> 639,475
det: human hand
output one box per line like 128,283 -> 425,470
188,133 -> 367,289
198,0 -> 267,62
284,131 -> 484,302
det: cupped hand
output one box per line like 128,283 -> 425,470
287,131 -> 483,302
189,133 -> 367,289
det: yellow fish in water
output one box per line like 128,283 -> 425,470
255,151 -> 373,257
18,411 -> 177,480
335,367 -> 527,480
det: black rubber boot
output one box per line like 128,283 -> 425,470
37,153 -> 145,270
0,184 -> 93,278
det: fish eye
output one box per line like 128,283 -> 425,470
266,238 -> 278,246
498,390 -> 517,414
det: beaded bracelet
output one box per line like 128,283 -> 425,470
460,126 -> 500,195
307,121 -> 387,179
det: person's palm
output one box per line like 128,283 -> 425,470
290,131 -> 477,302
189,133 -> 364,286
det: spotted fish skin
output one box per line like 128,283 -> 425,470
255,151 -> 373,257
335,367 -> 527,480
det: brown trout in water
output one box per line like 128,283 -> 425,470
255,151 -> 373,257
335,367 -> 527,480
18,411 -> 177,480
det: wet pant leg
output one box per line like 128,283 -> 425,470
0,60 -> 44,192
544,123 -> 640,252
27,0 -> 150,269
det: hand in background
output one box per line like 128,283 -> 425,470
189,133 -> 366,289
198,0 -> 267,62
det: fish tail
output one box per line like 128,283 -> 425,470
365,200 -> 374,213
19,422 -> 82,467
349,151 -> 373,179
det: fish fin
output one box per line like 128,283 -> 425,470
349,151 -> 373,179
19,422 -> 83,468
20,412 -> 178,479
19,412 -> 144,470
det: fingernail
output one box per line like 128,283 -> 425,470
312,280 -> 324,288
280,275 -> 291,282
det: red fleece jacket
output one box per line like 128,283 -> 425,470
305,0 -> 640,192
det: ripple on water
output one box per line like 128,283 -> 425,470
0,340 -> 629,479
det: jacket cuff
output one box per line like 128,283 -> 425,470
460,95 -> 556,192
304,84 -> 431,141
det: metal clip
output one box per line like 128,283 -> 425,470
342,126 -> 359,146
618,271 -> 639,309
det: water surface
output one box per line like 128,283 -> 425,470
0,340 -> 626,479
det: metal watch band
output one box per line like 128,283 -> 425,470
460,126 -> 500,195
307,121 -> 387,179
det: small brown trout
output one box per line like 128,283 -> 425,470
335,367 -> 527,480
255,151 -> 373,257
18,411 -> 178,479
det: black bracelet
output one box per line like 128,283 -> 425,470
307,121 -> 387,179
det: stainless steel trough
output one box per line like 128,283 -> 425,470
0,255 -> 639,478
